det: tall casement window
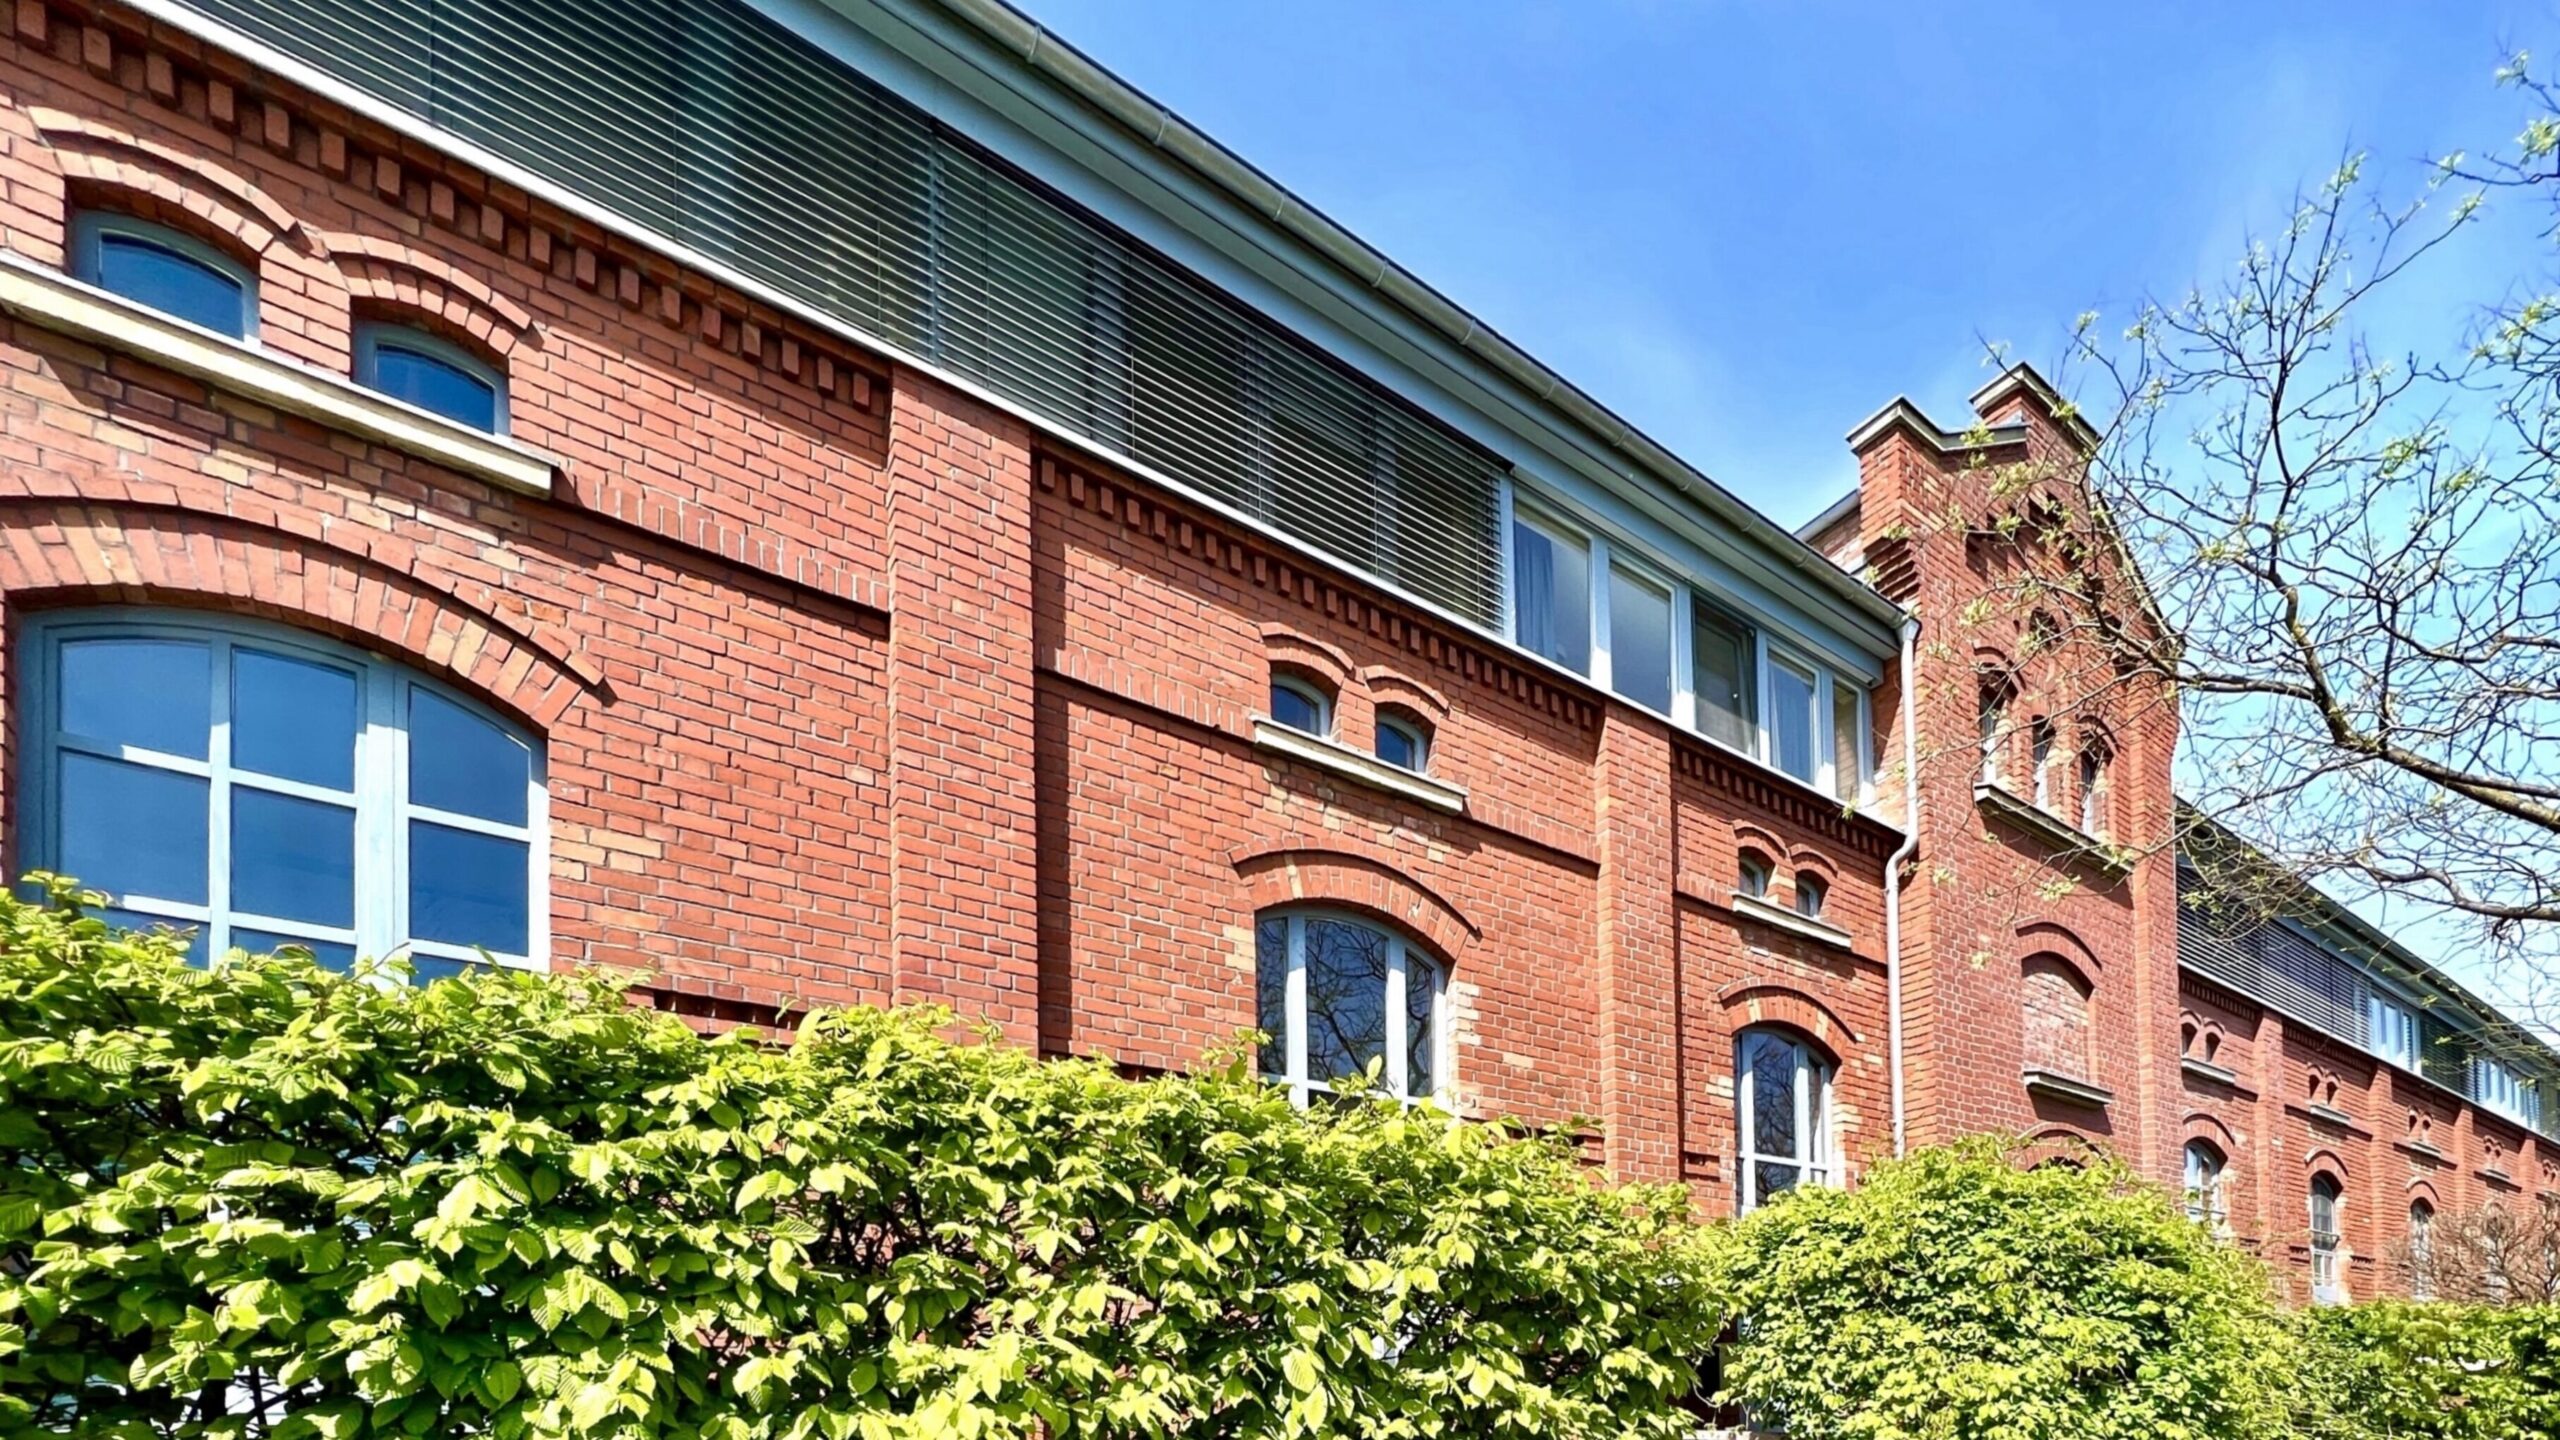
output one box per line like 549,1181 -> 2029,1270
2077,736 -> 2114,839
2183,1140 -> 2228,1230
1505,498 -> 1870,802
2408,1200 -> 2436,1300
19,611 -> 545,977
1978,675 -> 2012,787
70,212 -> 256,339
2309,1175 -> 2347,1304
2029,716 -> 2057,810
355,323 -> 508,433
2367,991 -> 2422,1071
1735,1029 -> 1833,1213
1256,909 -> 1445,1106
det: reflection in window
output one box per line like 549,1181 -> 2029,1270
1692,602 -> 1756,751
1376,715 -> 1429,773
1737,851 -> 1772,900
1793,873 -> 1828,922
1735,1029 -> 1831,1212
1978,677 -> 2010,787
2183,1140 -> 2227,1230
22,611 -> 542,978
356,323 -> 507,433
1606,563 -> 1672,713
71,213 -> 255,338
1256,909 -> 1443,1105
1269,675 -> 1331,737
1769,658 -> 1818,784
1510,511 -> 1590,674
2030,716 -> 2057,809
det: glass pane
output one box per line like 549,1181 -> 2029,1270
1832,680 -> 1863,802
1512,518 -> 1589,673
97,234 -> 247,336
370,342 -> 501,431
1376,723 -> 1422,772
1692,604 -> 1755,749
1756,1161 -> 1802,1203
407,953 -> 478,983
1270,682 -> 1325,734
102,906 -> 205,963
1255,915 -> 1290,1079
409,821 -> 530,954
233,648 -> 359,790
1301,917 -> 1388,1088
61,637 -> 210,757
231,927 -> 358,972
1771,662 -> 1816,782
61,753 -> 207,903
1748,1035 -> 1800,1160
232,789 -> 355,928
1403,956 -> 1437,1098
409,688 -> 530,824
1607,566 -> 1672,713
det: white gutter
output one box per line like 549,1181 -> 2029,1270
1885,614 -> 1921,1156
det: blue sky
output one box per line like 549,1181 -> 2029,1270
1025,0 -> 2554,529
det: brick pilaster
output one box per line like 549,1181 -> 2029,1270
1595,710 -> 1681,1180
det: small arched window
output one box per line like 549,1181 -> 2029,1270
2078,734 -> 2114,839
1977,674 -> 2013,787
355,322 -> 508,433
1375,712 -> 1430,773
71,212 -> 256,339
1255,909 -> 1443,1105
1736,850 -> 1773,900
2408,1200 -> 2436,1300
1736,1028 -> 1832,1212
20,610 -> 544,977
2309,1174 -> 2347,1303
2029,715 -> 2057,809
1793,872 -> 1828,921
2183,1140 -> 2227,1230
1268,673 -> 1332,737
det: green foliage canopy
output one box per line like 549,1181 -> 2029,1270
2292,1300 -> 2560,1440
1707,1138 -> 2299,1440
0,881 -> 1721,1439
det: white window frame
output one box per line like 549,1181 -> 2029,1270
18,609 -> 548,974
2409,1201 -> 2436,1300
68,211 -> 258,341
1258,908 -> 1447,1107
353,321 -> 511,435
2183,1140 -> 2228,1231
2367,990 -> 2422,1072
2474,1055 -> 2536,1126
1376,713 -> 1430,774
1735,1028 -> 1834,1213
1498,483 -> 1874,806
2309,1177 -> 2346,1304
1269,674 -> 1334,739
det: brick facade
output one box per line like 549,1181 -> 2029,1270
0,0 -> 2549,1301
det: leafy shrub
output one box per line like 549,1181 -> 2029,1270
1707,1138 -> 2297,1440
0,880 -> 1722,1439
2292,1300 -> 2560,1440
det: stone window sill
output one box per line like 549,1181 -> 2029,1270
1728,891 -> 1856,951
0,251 -> 558,496
2022,1067 -> 2114,1109
1251,717 -> 1467,814
2305,1102 -> 2357,1129
1974,782 -> 2133,875
2181,1057 -> 2245,1091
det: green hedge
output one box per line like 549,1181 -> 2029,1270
1707,1139 -> 2300,1440
2292,1301 -> 2560,1440
0,881 -> 1722,1439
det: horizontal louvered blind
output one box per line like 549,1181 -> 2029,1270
180,0 -> 1507,624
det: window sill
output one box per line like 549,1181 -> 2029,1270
1728,891 -> 1856,951
2021,1067 -> 2113,1109
1973,782 -> 2132,875
0,251 -> 557,497
2181,1057 -> 2248,1093
2482,1165 -> 2519,1189
1250,717 -> 1468,814
2397,1139 -> 2447,1163
2304,1101 -> 2357,1130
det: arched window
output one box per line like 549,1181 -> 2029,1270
1735,1028 -> 1832,1212
355,322 -> 508,433
20,610 -> 544,977
1736,849 -> 1773,900
1255,909 -> 1444,1105
1793,872 -> 1828,922
2409,1200 -> 2436,1300
2183,1140 -> 2228,1230
2029,715 -> 2057,809
2077,734 -> 2114,839
70,212 -> 256,339
1375,712 -> 1430,774
2309,1174 -> 2346,1304
1268,673 -> 1332,737
1977,674 -> 2012,787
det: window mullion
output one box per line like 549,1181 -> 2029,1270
1385,938 -> 1408,1100
207,635 -> 233,960
1286,915 -> 1309,1106
1588,535 -> 1614,694
1670,582 -> 1696,732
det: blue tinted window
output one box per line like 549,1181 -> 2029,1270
360,329 -> 502,432
29,614 -> 544,976
86,225 -> 251,337
1270,678 -> 1328,736
1377,720 -> 1426,773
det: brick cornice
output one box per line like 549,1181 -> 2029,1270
1671,731 -> 1899,861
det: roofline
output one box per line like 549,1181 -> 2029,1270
1796,488 -> 1861,545
895,0 -> 1905,633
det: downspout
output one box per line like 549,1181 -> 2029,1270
1884,614 -> 1921,1156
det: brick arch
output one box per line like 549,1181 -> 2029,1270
1230,844 -> 1477,964
1714,980 -> 1861,1053
324,233 -> 538,356
1732,820 -> 1789,865
2405,1177 -> 2443,1207
2016,918 -> 2103,974
1258,623 -> 1353,693
1784,844 -> 1841,885
2304,1148 -> 2352,1184
1358,664 -> 1450,723
26,107 -> 311,260
0,503 -> 597,729
2183,1111 -> 2239,1150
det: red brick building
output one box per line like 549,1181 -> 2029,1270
0,0 -> 2550,1303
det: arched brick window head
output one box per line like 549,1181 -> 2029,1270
1977,673 -> 2014,788
2020,953 -> 2094,1081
